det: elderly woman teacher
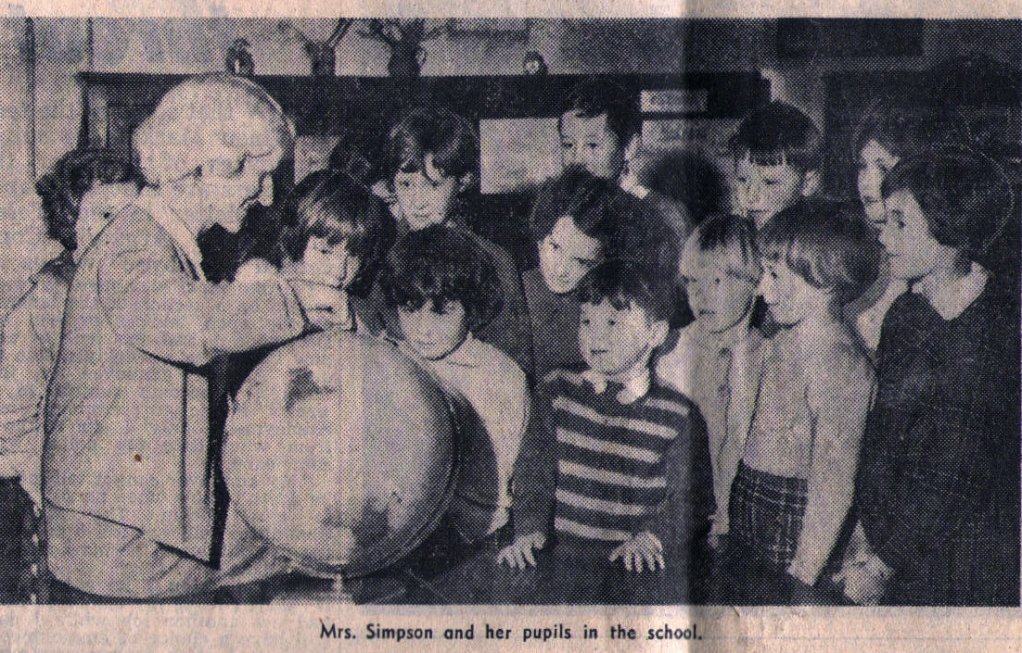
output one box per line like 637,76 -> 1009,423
42,74 -> 342,601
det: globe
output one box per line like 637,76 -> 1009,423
222,329 -> 457,579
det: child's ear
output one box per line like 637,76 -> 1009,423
800,169 -> 821,198
649,319 -> 670,349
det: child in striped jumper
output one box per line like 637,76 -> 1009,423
500,260 -> 713,574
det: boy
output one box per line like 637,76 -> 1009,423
727,101 -> 823,229
557,77 -> 692,245
379,225 -> 530,555
655,214 -> 764,546
380,106 -> 534,378
726,202 -> 878,597
500,261 -> 713,581
727,101 -> 824,335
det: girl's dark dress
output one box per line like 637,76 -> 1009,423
855,284 -> 1020,606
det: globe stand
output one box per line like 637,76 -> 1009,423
322,574 -> 355,603
271,571 -> 355,604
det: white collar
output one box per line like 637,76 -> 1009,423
582,366 -> 651,404
137,188 -> 206,281
618,176 -> 650,200
915,263 -> 988,321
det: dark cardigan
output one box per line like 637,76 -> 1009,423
854,284 -> 1020,606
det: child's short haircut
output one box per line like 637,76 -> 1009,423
757,199 -> 880,306
880,146 -> 1014,266
558,77 -> 641,148
278,170 -> 396,294
379,224 -> 502,333
385,106 -> 479,183
35,148 -> 144,251
728,101 -> 823,173
851,98 -> 969,164
687,214 -> 762,283
529,165 -> 626,247
575,259 -> 674,324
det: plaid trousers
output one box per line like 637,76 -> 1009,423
728,461 -> 808,570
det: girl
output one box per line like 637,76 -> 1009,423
0,148 -> 142,603
236,169 -> 396,334
378,225 -> 529,564
727,201 -> 879,597
844,99 -> 969,354
846,147 -> 1018,606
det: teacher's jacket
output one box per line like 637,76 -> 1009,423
43,189 -> 307,565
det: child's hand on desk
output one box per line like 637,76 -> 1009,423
609,531 -> 664,573
497,532 -> 547,569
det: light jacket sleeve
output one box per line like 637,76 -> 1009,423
95,220 -> 306,365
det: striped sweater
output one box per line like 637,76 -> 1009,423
512,369 -> 714,551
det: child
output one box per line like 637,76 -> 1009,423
843,99 -> 970,353
380,105 -> 534,378
846,147 -> 1018,606
523,167 -> 630,381
0,148 -> 141,603
727,101 -> 823,229
236,169 -> 395,334
378,225 -> 530,555
557,77 -> 692,246
728,202 -> 879,593
727,101 -> 825,339
500,261 -> 713,580
221,169 -> 395,436
655,214 -> 764,546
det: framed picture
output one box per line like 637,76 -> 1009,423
640,88 -> 708,115
479,117 -> 562,194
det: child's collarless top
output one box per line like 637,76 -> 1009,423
522,267 -> 586,382
655,321 -> 763,535
744,329 -> 814,478
742,324 -> 875,583
402,336 -> 530,540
